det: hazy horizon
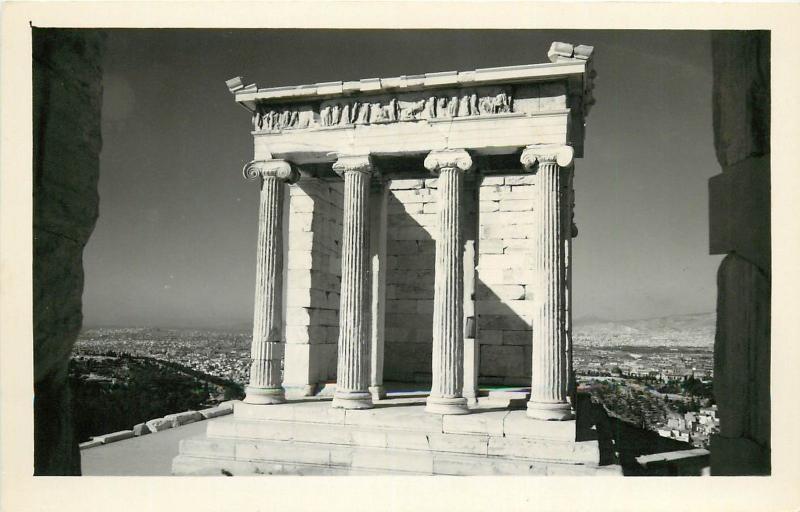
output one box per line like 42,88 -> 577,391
81,310 -> 717,332
82,29 -> 724,328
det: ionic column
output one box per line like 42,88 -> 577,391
521,144 -> 575,420
331,155 -> 374,410
424,149 -> 473,415
242,159 -> 299,405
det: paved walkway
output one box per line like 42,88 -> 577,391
81,417 -> 224,476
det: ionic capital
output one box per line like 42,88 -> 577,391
333,154 -> 374,176
424,149 -> 473,176
243,159 -> 299,183
520,145 -> 574,171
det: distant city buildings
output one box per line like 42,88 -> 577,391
74,328 -> 251,387
572,326 -> 714,381
658,406 -> 719,447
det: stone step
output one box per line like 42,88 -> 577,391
485,389 -> 530,400
174,436 -> 610,476
206,416 -> 598,464
233,400 -> 579,441
172,454 -> 405,476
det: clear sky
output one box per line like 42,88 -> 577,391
83,29 -> 723,328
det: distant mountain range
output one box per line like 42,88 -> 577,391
573,312 -> 716,347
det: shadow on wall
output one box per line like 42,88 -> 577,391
382,170 -> 540,389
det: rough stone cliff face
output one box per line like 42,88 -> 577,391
709,31 -> 770,476
33,28 -> 106,475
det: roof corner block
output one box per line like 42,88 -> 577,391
574,45 -> 595,61
547,42 -> 595,63
225,76 -> 245,94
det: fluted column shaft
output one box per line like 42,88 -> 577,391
522,145 -> 575,420
243,159 -> 298,405
425,149 -> 473,415
332,155 -> 374,409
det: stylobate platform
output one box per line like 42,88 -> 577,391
172,397 -> 622,476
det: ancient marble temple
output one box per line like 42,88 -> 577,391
174,42 -> 607,475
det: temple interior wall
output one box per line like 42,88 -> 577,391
383,178 -> 442,383
476,175 -> 537,386
283,180 -> 343,390
282,173 -> 542,389
349,175 -> 537,386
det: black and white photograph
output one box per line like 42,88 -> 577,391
2,2 -> 799,511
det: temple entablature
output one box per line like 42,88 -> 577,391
226,42 -> 594,171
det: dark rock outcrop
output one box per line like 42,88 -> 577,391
708,31 -> 771,476
33,28 -> 106,475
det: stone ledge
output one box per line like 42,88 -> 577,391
133,422 -> 151,436
234,59 -> 588,103
200,405 -> 233,419
636,448 -> 710,467
146,417 -> 174,433
79,439 -> 103,450
91,430 -> 134,444
164,410 -> 203,427
81,403 -> 236,450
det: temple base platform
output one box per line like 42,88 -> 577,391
172,396 -> 622,476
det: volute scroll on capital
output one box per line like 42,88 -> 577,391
423,149 -> 474,176
332,155 -> 374,177
520,145 -> 574,172
242,159 -> 300,184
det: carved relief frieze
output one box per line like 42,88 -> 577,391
253,105 -> 314,131
252,85 -> 516,133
